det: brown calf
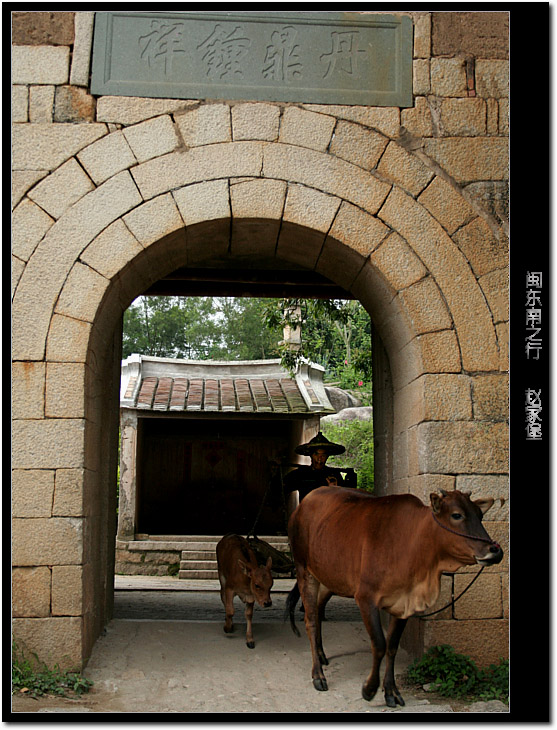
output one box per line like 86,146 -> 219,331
216,534 -> 273,649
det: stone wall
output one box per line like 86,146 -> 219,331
12,10 -> 509,670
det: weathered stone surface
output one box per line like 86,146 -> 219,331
279,107 -> 335,152
370,232 -> 426,291
472,374 -> 508,422
330,120 -> 389,170
131,143 -> 264,200
424,618 -> 508,667
97,96 -> 196,125
123,193 -> 185,248
398,276 -> 452,335
12,45 -> 70,85
464,181 -> 509,227
413,13 -> 431,58
52,566 -> 83,616
418,176 -> 475,235
12,171 -> 141,360
12,517 -> 83,566
77,131 -> 137,186
439,98 -> 487,136
479,268 -> 509,324
12,171 -> 49,209
325,201 -> 389,258
11,85 -> 28,122
174,104 -> 231,147
231,102 -> 280,141
321,405 -> 371,425
53,469 -> 85,517
12,256 -> 24,298
45,363 -> 86,418
394,374 -> 472,433
282,184 -> 341,233
264,143 -> 391,215
230,178 -> 286,220
400,96 -> 434,138
12,617 -> 83,671
12,469 -> 54,518
45,314 -> 91,363
417,421 -> 508,474
123,115 -> 180,163
380,187 -> 499,371
378,141 -> 434,196
454,573 -> 502,619
69,11 -> 94,86
12,361 -> 45,420
304,104 -> 400,138
12,123 -> 107,171
430,57 -> 468,97
81,219 -> 143,280
12,567 -> 51,618
422,138 -> 509,183
28,85 -> 55,123
431,12 -> 509,59
413,60 -> 431,96
12,12 -> 75,46
496,322 -> 509,372
55,264 -> 109,325
54,85 -> 96,123
172,179 -> 230,227
27,158 -> 94,220
11,199 -> 54,262
12,420 -> 85,470
452,216 -> 508,277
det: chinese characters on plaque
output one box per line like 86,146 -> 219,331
525,272 -> 543,441
91,12 -> 412,106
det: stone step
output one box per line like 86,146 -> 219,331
178,569 -> 219,580
180,560 -> 218,571
180,550 -> 216,560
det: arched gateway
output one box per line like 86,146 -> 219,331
12,11 -> 509,672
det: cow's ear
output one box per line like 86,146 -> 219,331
238,559 -> 251,576
430,493 -> 443,514
474,497 -> 494,515
266,556 -> 272,571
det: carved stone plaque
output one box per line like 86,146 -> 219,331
90,11 -> 413,107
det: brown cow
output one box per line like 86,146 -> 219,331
216,534 -> 273,649
286,487 -> 503,706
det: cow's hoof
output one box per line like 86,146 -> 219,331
313,677 -> 328,692
385,691 -> 405,707
246,641 -> 255,649
361,685 -> 378,702
223,625 -> 234,634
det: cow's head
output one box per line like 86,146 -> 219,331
430,489 -> 503,567
238,557 -> 274,607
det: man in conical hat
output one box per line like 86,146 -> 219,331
283,432 -> 356,514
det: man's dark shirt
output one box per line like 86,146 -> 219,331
283,465 -> 347,502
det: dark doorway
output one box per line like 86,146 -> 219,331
136,417 -> 292,535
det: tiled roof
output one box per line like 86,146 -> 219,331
120,355 -> 334,415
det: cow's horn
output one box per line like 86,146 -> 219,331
439,488 -> 447,497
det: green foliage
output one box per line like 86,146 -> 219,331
122,296 -> 283,361
407,645 -> 509,704
321,418 -> 374,492
263,298 -> 372,384
12,641 -> 93,699
167,562 -> 180,576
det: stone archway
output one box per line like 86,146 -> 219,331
12,107 -> 508,669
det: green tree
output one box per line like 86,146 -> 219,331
263,298 -> 372,387
211,298 -> 282,360
122,296 -> 220,359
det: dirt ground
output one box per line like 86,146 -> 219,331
10,581 -> 508,716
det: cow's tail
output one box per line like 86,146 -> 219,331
284,582 -> 301,637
